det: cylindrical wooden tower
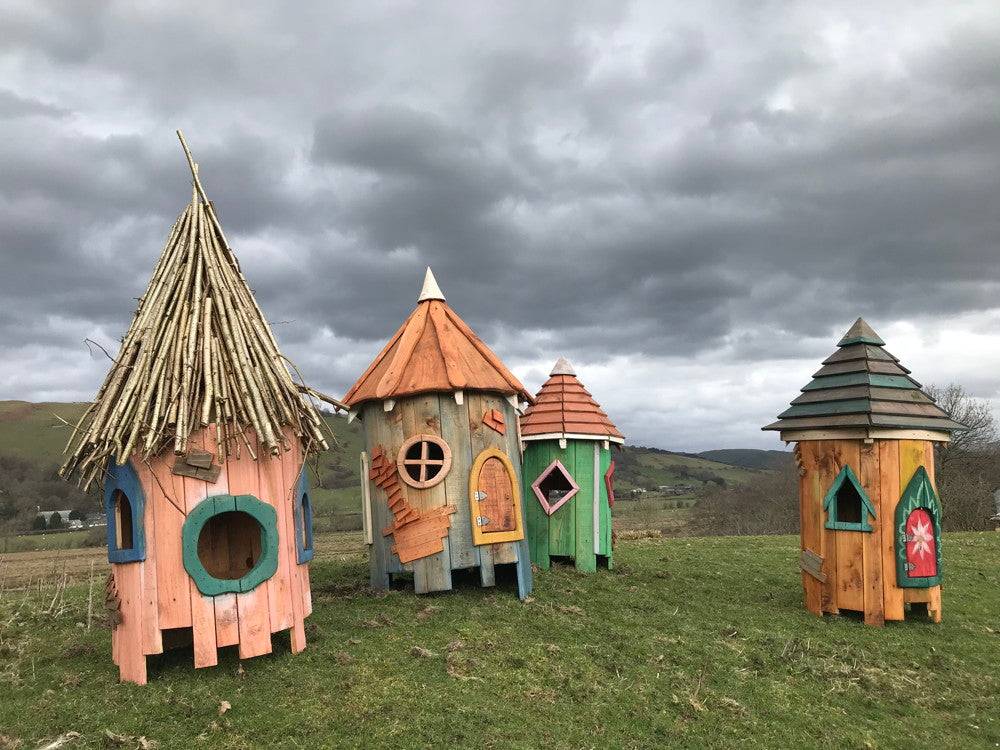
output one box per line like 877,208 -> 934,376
62,135 -> 328,683
764,318 -> 964,625
343,269 -> 534,599
520,358 -> 623,572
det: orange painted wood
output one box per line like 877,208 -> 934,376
225,430 -> 273,659
817,441 -> 839,613
878,440 -> 905,621
343,296 -> 531,408
142,455 -> 191,630
115,561 -> 147,684
522,373 -> 622,440
259,450 -> 294,632
797,442 -> 823,616
132,459 -> 163,656
836,530 -> 865,612
279,436 -> 307,653
183,428 -> 220,668
859,441 -> 885,626
479,456 -> 517,532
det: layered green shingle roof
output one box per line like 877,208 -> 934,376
763,318 -> 965,436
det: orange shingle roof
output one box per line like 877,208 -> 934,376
521,358 -> 623,442
342,269 -> 532,408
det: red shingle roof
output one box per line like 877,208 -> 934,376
520,358 -> 623,442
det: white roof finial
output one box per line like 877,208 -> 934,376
418,266 -> 445,302
550,357 -> 576,376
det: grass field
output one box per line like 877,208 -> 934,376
1,532 -> 998,749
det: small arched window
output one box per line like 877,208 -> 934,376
294,470 -> 314,563
104,461 -> 146,563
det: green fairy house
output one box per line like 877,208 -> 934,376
520,358 -> 623,571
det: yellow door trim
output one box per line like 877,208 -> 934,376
469,447 -> 525,545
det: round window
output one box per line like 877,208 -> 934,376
396,434 -> 452,489
198,510 -> 262,580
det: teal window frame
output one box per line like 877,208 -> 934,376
895,466 -> 943,588
294,470 -> 314,563
823,464 -> 876,532
104,461 -> 146,563
182,494 -> 279,596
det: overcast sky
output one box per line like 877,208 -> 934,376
1,1 -> 998,452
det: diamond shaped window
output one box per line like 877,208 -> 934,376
531,459 -> 580,516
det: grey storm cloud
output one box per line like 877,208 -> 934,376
1,0 -> 999,450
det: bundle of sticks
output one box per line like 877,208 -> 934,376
61,131 -> 339,490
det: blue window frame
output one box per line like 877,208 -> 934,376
104,460 -> 146,563
294,470 -> 314,563
823,464 -> 876,532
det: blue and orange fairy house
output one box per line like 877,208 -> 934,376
342,269 -> 534,598
764,318 -> 965,625
61,133 -> 329,683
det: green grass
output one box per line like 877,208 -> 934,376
1,529 -> 95,553
2,532 -> 998,748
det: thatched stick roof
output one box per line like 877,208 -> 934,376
61,131 -> 338,489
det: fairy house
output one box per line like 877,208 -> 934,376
520,358 -> 623,571
343,268 -> 534,598
764,318 -> 965,625
61,133 -> 335,684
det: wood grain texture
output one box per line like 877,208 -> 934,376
439,395 -> 479,570
183,430 -> 220,668
279,437 -> 308,653
131,460 -> 163,657
573,441 -> 596,572
362,404 -> 391,588
523,442 -> 551,569
798,441 -> 824,616
878,440 -> 905,621
114,561 -> 147,684
142,456 -> 191,630
859,441 -> 885,626
259,449 -> 293,632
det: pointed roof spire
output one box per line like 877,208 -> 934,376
521,363 -> 623,443
837,317 -> 885,347
417,266 -> 445,302
763,318 -> 966,437
550,357 -> 576,376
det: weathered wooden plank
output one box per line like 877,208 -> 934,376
523,442 -> 550,569
798,441 -> 824,615
548,442 -> 576,557
799,549 -> 826,582
228,430 -> 272,659
258,447 -> 293,632
500,397 -> 532,598
141,456 -> 190,631
474,393 -> 520,564
279,437 -> 307,653
836,529 -> 865,612
115,561 -> 147,684
362,403 -> 391,588
818,441 -> 840,613
859,441 -> 885,626
573,441 -> 596,572
183,429 -> 220,668
466,392 -> 497,586
878,440 -> 905,620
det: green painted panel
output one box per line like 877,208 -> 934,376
599,446 -> 613,563
548,443 -> 576,556
779,399 -> 871,418
523,442 -> 551,569
801,373 -> 916,391
573,441 -> 596,572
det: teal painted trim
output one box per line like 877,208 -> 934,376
802,373 -> 918,391
839,335 -> 884,346
293,470 -> 314,563
104,460 -> 146,564
779,399 -> 871,418
182,494 -> 279,596
823,465 -> 875,532
894,467 -> 943,588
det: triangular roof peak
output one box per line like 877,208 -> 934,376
838,317 -> 885,347
417,267 -> 446,302
550,357 -> 576,376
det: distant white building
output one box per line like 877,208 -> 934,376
36,509 -> 73,525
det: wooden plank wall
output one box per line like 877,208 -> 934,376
598,445 -> 613,565
799,437 -> 940,625
120,426 -> 308,683
363,392 -> 530,595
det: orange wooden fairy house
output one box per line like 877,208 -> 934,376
764,318 -> 965,625
521,358 -> 623,572
343,268 -> 534,598
60,132 -> 335,684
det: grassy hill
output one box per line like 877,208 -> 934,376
0,531 -> 997,748
0,401 -> 760,531
697,448 -> 793,471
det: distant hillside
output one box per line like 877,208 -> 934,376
696,448 -> 793,471
0,401 -> 760,526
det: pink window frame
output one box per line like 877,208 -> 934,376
531,459 -> 580,516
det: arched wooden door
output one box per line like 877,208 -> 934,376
469,447 -> 525,545
905,508 -> 938,578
